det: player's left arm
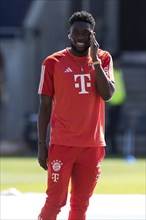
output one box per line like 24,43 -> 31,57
90,32 -> 115,101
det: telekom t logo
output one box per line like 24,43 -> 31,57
52,173 -> 59,182
74,74 -> 91,94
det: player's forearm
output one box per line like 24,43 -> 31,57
37,104 -> 51,143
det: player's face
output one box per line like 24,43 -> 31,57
69,21 -> 93,56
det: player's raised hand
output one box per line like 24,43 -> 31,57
89,31 -> 99,61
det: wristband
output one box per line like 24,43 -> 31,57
93,59 -> 101,65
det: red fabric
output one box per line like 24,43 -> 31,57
38,145 -> 105,220
38,48 -> 114,148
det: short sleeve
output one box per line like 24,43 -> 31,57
102,53 -> 115,83
38,58 -> 54,97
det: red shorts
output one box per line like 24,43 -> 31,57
38,145 -> 105,220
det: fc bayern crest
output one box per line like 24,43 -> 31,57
51,160 -> 63,171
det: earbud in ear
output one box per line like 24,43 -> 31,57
68,34 -> 71,39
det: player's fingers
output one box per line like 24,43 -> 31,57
90,35 -> 94,45
91,34 -> 99,46
92,37 -> 99,48
39,159 -> 47,170
94,38 -> 99,46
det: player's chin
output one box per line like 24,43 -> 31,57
75,45 -> 89,54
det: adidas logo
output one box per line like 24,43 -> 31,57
65,67 -> 73,73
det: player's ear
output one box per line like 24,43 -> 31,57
68,30 -> 71,39
68,33 -> 71,39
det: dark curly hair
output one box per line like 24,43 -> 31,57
69,11 -> 95,30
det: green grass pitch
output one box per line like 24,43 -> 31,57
0,157 -> 145,194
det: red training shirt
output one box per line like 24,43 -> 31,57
38,48 -> 114,147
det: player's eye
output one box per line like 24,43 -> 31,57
83,31 -> 90,36
72,30 -> 79,36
